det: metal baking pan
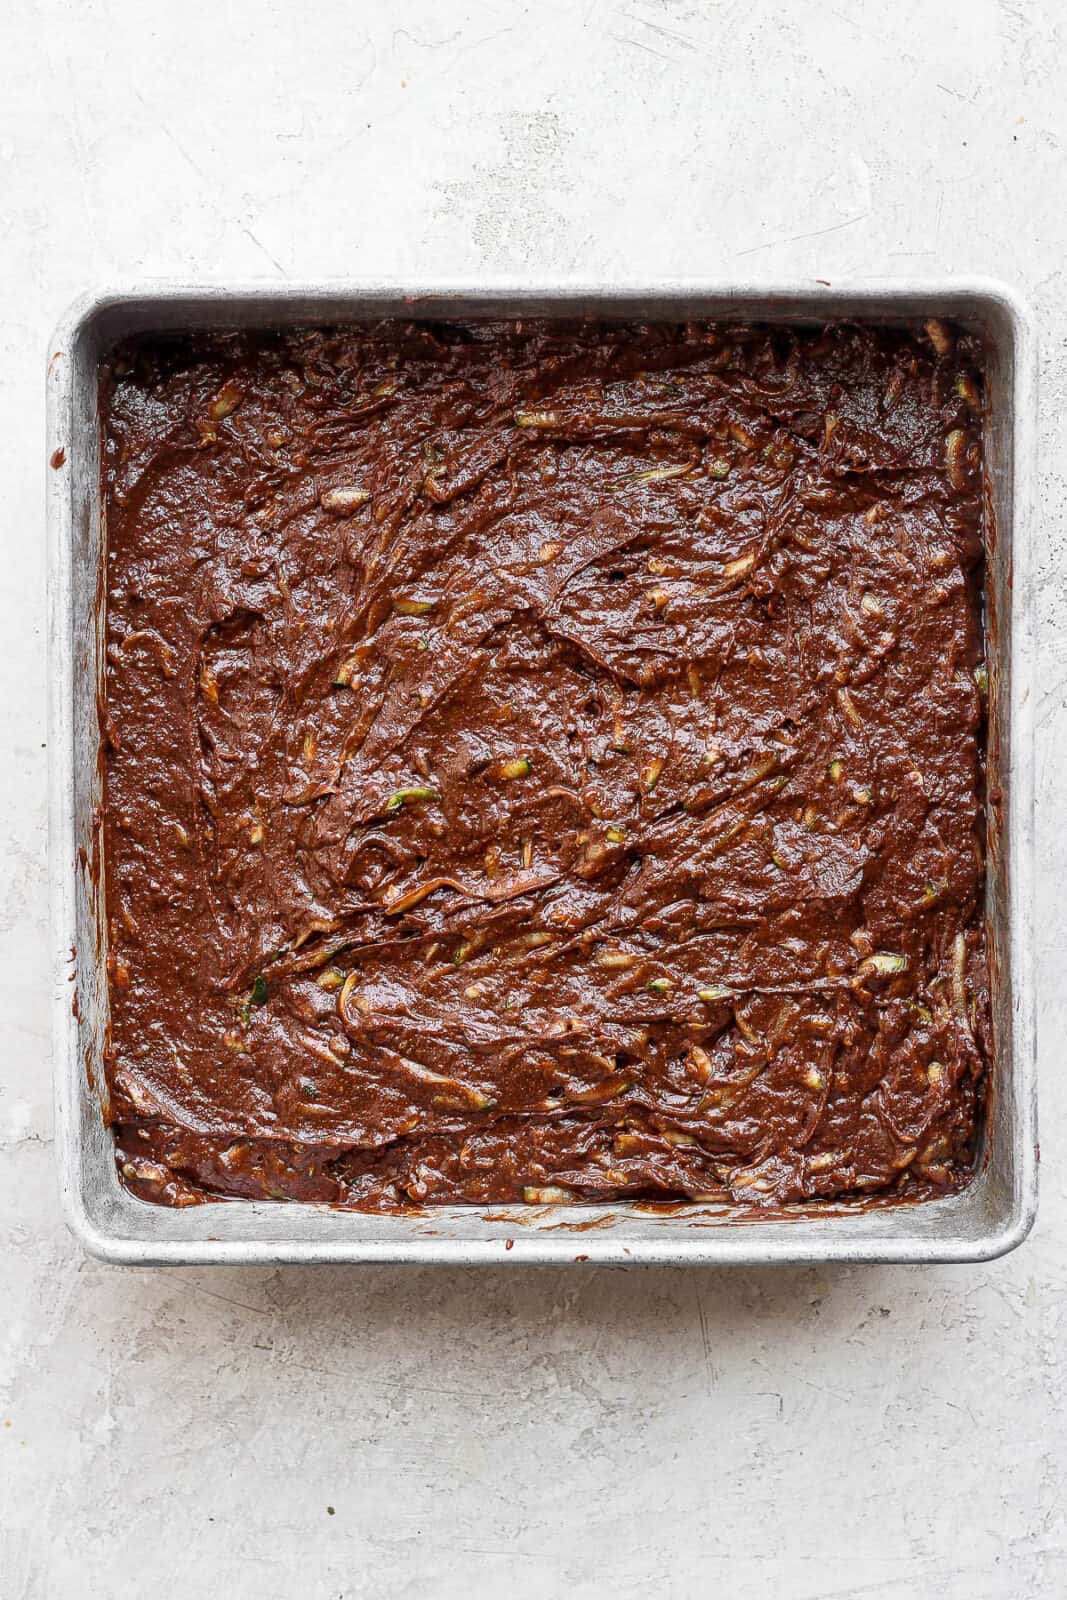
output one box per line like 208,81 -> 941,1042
47,280 -> 1038,1265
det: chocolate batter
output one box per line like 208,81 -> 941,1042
100,317 -> 990,1209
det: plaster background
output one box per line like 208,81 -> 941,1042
2,3 -> 1064,1595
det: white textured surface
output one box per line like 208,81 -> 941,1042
2,2 -> 1065,1594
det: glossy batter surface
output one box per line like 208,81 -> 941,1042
101,318 -> 990,1209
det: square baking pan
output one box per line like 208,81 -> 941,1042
47,280 -> 1038,1265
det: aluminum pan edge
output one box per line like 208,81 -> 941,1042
47,278 -> 1038,1265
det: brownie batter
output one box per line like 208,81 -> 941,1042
100,317 -> 990,1209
